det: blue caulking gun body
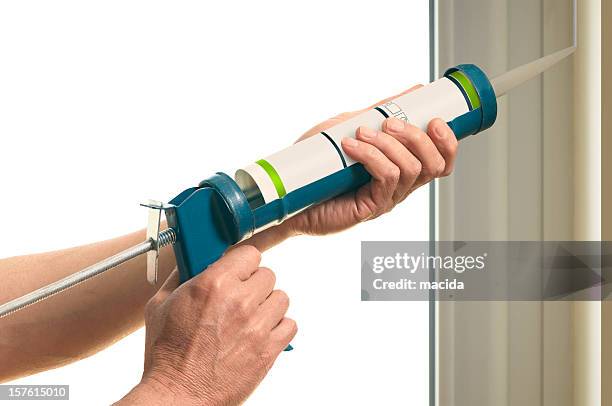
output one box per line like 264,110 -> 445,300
0,46 -> 575,319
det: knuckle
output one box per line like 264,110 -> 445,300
275,290 -> 290,308
204,274 -> 226,294
394,128 -> 411,144
385,165 -> 401,183
249,325 -> 269,343
232,297 -> 252,319
435,157 -> 446,176
286,318 -> 298,336
422,158 -> 445,178
403,125 -> 424,143
415,130 -> 429,144
449,137 -> 459,155
397,129 -> 424,150
441,166 -> 454,177
365,144 -> 379,159
239,300 -> 252,318
241,244 -> 262,264
377,129 -> 389,138
191,273 -> 226,300
407,158 -> 422,178
429,118 -> 445,132
259,267 -> 276,286
420,165 -> 435,179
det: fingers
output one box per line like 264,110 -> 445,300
207,245 -> 262,281
269,317 -> 298,353
382,117 -> 445,189
340,116 -> 458,218
354,126 -> 421,202
254,289 -> 290,331
242,267 -> 276,306
427,118 -> 458,176
341,136 -> 399,217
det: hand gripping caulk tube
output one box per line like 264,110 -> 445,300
232,64 -> 496,229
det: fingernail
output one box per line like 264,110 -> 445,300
359,127 -> 377,139
342,137 -> 359,148
386,117 -> 405,132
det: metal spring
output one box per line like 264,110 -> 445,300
158,228 -> 177,248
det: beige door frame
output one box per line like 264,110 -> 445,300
433,1 -> 601,405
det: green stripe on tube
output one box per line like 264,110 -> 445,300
449,71 -> 481,110
256,159 -> 287,198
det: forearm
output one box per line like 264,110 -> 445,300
0,221 -> 295,382
0,228 -> 176,382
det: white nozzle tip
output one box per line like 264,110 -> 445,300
491,46 -> 576,97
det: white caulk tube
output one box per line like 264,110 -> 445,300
236,66 -> 488,209
236,45 -> 576,211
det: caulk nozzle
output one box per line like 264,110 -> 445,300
491,46 -> 576,97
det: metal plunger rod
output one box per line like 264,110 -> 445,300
0,228 -> 176,318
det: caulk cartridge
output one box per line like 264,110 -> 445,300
236,64 -> 496,207
165,64 -> 497,283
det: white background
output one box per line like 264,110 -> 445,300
0,1 -> 430,405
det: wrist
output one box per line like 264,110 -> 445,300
115,375 -> 201,406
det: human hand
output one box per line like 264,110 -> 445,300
117,245 -> 296,406
284,86 -> 459,236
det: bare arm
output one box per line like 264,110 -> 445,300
0,222 -> 295,383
